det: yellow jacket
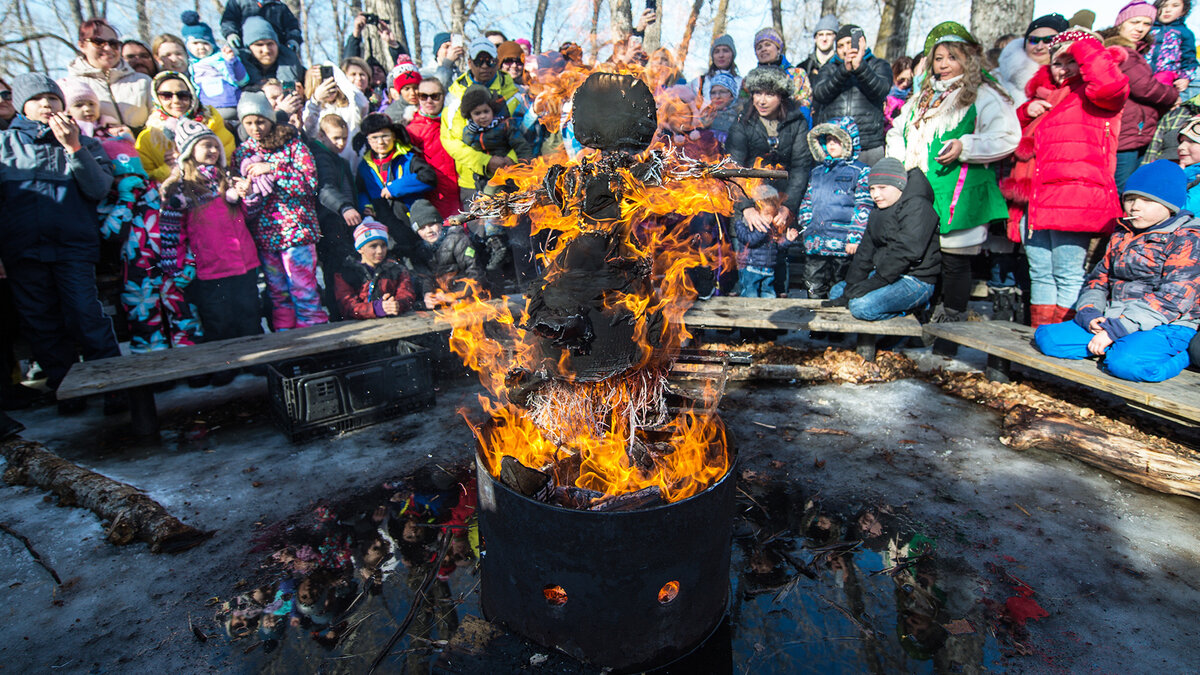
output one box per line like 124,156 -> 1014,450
135,107 -> 236,183
440,71 -> 521,189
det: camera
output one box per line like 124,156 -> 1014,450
362,13 -> 380,26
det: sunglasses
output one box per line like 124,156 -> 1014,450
157,90 -> 193,101
0,91 -> 10,101
84,36 -> 122,50
1027,35 -> 1056,46
501,58 -> 523,67
417,92 -> 443,101
473,54 -> 496,67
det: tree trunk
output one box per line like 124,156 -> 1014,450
711,0 -> 729,41
589,0 -> 603,63
132,0 -> 150,43
643,0 -> 662,53
874,0 -> 914,60
676,0 -> 706,67
363,0 -> 409,66
68,0 -> 84,31
970,0 -> 1035,51
1000,406 -> 1200,500
611,0 -> 632,39
409,0 -> 422,66
533,0 -> 551,53
1,440 -> 213,552
821,0 -> 838,18
771,0 -> 785,52
451,0 -> 466,35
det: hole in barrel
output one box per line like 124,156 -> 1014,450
658,580 -> 680,604
543,584 -> 568,606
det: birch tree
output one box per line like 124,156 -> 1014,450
970,0 -> 1034,50
711,0 -> 729,41
533,0 -> 550,53
676,0 -> 706,65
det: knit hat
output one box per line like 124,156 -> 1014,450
181,11 -> 217,50
1179,115 -> 1200,144
836,24 -> 861,43
814,14 -> 839,35
174,117 -> 219,163
1050,29 -> 1102,52
742,66 -> 791,97
497,41 -> 524,64
869,158 -> 908,190
353,219 -> 389,250
432,32 -> 452,56
409,199 -> 442,229
460,85 -> 496,118
708,72 -> 739,96
392,62 -> 421,91
754,27 -> 784,50
59,78 -> 99,107
1123,160 -> 1187,213
12,73 -> 64,113
1024,13 -> 1069,39
711,34 -> 737,60
923,22 -> 980,57
515,38 -> 532,53
237,91 -> 274,123
1069,9 -> 1097,29
1115,1 -> 1158,27
469,38 -> 497,60
242,16 -> 278,46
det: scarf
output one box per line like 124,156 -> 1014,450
911,75 -> 965,130
465,116 -> 504,136
148,106 -> 207,140
889,85 -> 912,100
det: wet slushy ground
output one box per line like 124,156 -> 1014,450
2,348 -> 1199,673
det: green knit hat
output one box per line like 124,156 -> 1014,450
923,21 -> 980,57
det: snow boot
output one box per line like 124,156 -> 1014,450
989,287 -> 1017,322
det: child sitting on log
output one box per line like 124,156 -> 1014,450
333,218 -> 416,320
823,158 -> 941,320
1035,160 -> 1200,382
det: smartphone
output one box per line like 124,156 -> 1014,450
281,81 -> 296,94
320,65 -> 333,81
645,0 -> 656,10
451,34 -> 464,48
938,140 -> 954,156
850,26 -> 865,47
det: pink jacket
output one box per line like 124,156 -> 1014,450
177,198 -> 260,280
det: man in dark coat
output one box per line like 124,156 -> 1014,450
812,24 -> 893,164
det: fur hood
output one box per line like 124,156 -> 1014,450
807,116 -> 861,163
997,39 -> 1043,104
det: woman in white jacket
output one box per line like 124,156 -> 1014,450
886,22 -> 1020,321
301,63 -> 368,167
60,18 -> 154,130
997,14 -> 1070,104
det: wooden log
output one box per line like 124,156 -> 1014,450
728,364 -> 831,381
999,406 -> 1200,500
1,440 -> 213,552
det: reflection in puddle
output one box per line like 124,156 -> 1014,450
212,463 -> 1011,673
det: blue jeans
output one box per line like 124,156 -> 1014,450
739,266 -> 776,298
1035,320 -> 1197,382
1024,229 -> 1092,307
830,275 -> 935,321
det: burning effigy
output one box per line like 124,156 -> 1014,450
444,71 -> 781,509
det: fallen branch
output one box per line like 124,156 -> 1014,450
0,521 -> 62,584
1,440 -> 213,553
1000,406 -> 1200,500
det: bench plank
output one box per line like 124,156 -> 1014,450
924,320 -> 1200,425
685,297 -> 924,336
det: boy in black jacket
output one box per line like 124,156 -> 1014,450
409,200 -> 485,308
825,158 -> 940,320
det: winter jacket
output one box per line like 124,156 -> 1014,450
842,168 -> 942,299
302,67 -> 370,141
162,190 -> 260,281
798,117 -> 872,256
407,112 -> 462,218
333,257 -> 417,319
413,224 -> 484,296
189,52 -> 250,110
726,105 -> 813,215
0,116 -> 114,263
232,124 -> 320,251
462,116 -> 533,188
356,142 -> 437,233
1148,18 -> 1200,83
1141,93 -> 1200,164
136,107 -> 237,183
221,0 -> 303,47
306,136 -> 358,268
799,52 -> 835,83
996,38 -> 1043,105
734,218 -> 783,269
60,58 -> 153,129
1003,40 -> 1129,239
812,52 -> 892,151
239,46 -> 305,87
1186,163 -> 1200,214
1105,37 -> 1178,152
385,99 -> 416,125
887,74 -> 1019,251
1075,213 -> 1200,337
442,71 -> 522,188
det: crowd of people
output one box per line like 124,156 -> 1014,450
2,0 -> 1200,429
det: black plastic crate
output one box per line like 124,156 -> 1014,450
267,340 -> 435,442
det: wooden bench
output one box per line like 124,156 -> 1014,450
685,297 -> 925,361
924,320 -> 1200,427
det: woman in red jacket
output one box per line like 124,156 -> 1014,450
406,76 -> 462,218
1001,30 -> 1130,327
1103,1 -> 1179,190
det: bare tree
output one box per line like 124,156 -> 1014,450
363,0 -> 409,64
409,0 -> 422,65
610,0 -> 632,40
874,0 -> 914,60
68,0 -> 84,30
676,0 -> 706,66
588,0 -> 602,62
643,0 -> 662,53
970,0 -> 1035,51
711,0 -> 729,41
771,0 -> 784,52
532,0 -> 551,53
135,0 -> 150,43
821,0 -> 837,18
